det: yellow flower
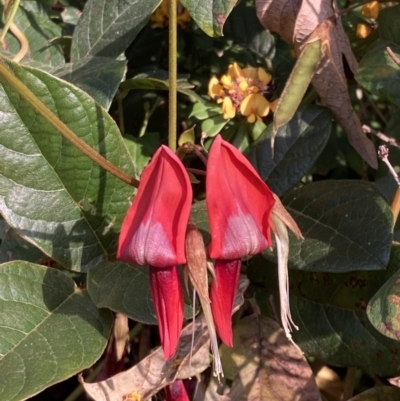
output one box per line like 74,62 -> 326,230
356,23 -> 372,39
151,0 -> 191,29
208,77 -> 224,103
222,97 -> 236,119
208,63 -> 275,122
240,94 -> 270,123
361,1 -> 382,19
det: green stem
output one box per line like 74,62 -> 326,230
0,60 -> 139,188
0,0 -> 21,43
168,0 -> 177,151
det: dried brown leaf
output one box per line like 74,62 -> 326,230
219,315 -> 321,401
81,318 -> 211,401
294,0 -> 332,43
272,193 -> 303,240
256,0 -> 301,43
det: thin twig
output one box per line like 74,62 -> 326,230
186,168 -> 206,176
363,124 -> 400,149
386,46 -> 400,67
378,146 -> 400,186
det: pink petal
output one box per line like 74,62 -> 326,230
150,265 -> 184,359
117,146 -> 192,268
206,135 -> 275,260
210,259 -> 241,347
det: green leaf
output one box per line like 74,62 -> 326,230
87,261 -> 157,324
71,0 -> 161,61
0,59 -> 136,271
348,387 -> 400,401
87,261 -> 196,324
248,248 -> 400,377
367,252 -> 400,341
378,5 -> 400,45
181,0 -> 237,37
0,224 -> 44,264
223,0 -> 275,61
276,181 -> 393,272
121,72 -> 203,102
0,4 -> 64,71
189,102 -> 221,120
355,40 -> 400,107
248,106 -> 332,196
55,57 -> 127,109
201,115 -> 230,137
0,261 -> 112,401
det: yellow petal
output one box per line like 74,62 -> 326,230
247,113 -> 256,123
240,94 -> 270,120
220,74 -> 232,88
208,77 -> 223,99
269,98 -> 279,113
228,62 -> 243,79
241,66 -> 258,80
222,97 -> 235,119
257,67 -> 272,86
356,23 -> 372,39
361,1 -> 382,19
239,79 -> 248,92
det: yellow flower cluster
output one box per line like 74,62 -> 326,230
208,63 -> 274,123
356,1 -> 382,39
151,0 -> 191,29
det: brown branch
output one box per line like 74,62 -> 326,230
363,124 -> 400,149
386,46 -> 400,67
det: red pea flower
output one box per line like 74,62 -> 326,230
164,380 -> 190,401
117,145 -> 192,359
206,135 -> 275,346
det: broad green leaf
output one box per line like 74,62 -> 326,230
121,72 -> 203,102
355,41 -> 400,107
276,181 -> 393,272
87,261 -> 157,324
181,0 -> 237,37
123,135 -> 156,179
0,3 -> 64,71
0,59 -> 136,271
0,261 -> 112,401
367,259 -> 400,341
189,102 -> 221,120
248,106 -> 332,196
248,248 -> 400,377
0,224 -> 44,264
378,5 -> 400,45
87,261 -> 196,324
55,56 -> 127,109
71,0 -> 161,61
223,0 -> 275,61
201,115 -> 230,137
348,387 -> 400,401
218,314 -> 321,401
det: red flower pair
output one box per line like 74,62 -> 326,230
117,135 -> 275,359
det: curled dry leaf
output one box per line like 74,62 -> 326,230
256,0 -> 377,168
82,277 -> 250,401
81,317 -> 211,401
212,315 -> 321,401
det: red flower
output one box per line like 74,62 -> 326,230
117,145 -> 192,359
206,135 -> 275,346
164,380 -> 190,401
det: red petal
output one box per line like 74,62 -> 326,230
117,146 -> 192,267
206,135 -> 275,260
150,265 -> 184,359
164,380 -> 190,401
210,259 -> 241,347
